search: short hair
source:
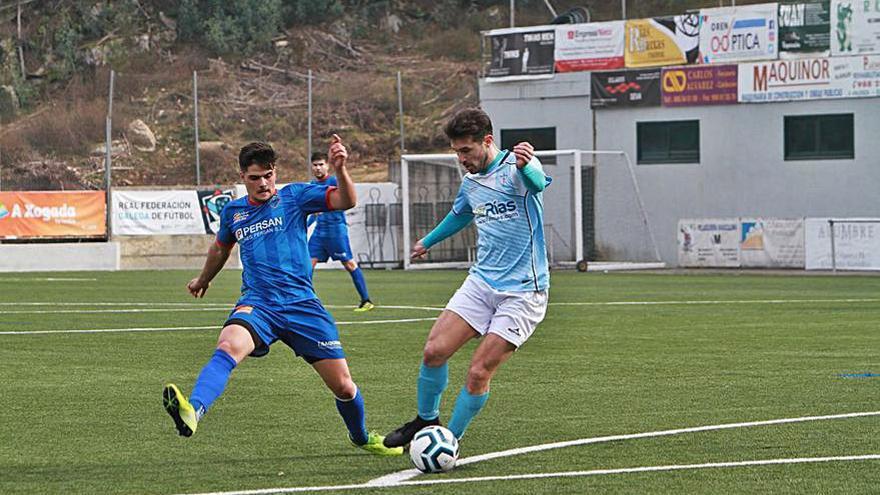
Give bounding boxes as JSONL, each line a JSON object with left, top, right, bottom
{"left": 443, "top": 107, "right": 493, "bottom": 141}
{"left": 239, "top": 142, "right": 277, "bottom": 171}
{"left": 310, "top": 151, "right": 328, "bottom": 162}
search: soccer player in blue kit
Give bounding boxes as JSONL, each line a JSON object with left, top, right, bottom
{"left": 384, "top": 108, "right": 550, "bottom": 448}
{"left": 307, "top": 152, "right": 374, "bottom": 312}
{"left": 162, "top": 137, "right": 402, "bottom": 456}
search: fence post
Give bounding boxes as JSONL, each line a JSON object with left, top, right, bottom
{"left": 307, "top": 69, "right": 313, "bottom": 172}
{"left": 397, "top": 71, "right": 405, "bottom": 155}
{"left": 829, "top": 219, "right": 837, "bottom": 272}
{"left": 193, "top": 70, "right": 201, "bottom": 185}
{"left": 105, "top": 69, "right": 115, "bottom": 239}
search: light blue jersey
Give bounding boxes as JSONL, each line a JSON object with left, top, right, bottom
{"left": 452, "top": 151, "right": 550, "bottom": 292}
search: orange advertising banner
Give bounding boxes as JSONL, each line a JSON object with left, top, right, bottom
{"left": 0, "top": 191, "right": 106, "bottom": 238}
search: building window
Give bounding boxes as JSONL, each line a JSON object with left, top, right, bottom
{"left": 500, "top": 127, "right": 556, "bottom": 164}
{"left": 784, "top": 114, "right": 854, "bottom": 160}
{"left": 637, "top": 120, "right": 700, "bottom": 164}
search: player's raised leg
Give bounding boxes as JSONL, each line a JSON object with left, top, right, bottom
{"left": 311, "top": 358, "right": 403, "bottom": 455}
{"left": 163, "top": 323, "right": 254, "bottom": 437}
{"left": 384, "top": 310, "right": 477, "bottom": 447}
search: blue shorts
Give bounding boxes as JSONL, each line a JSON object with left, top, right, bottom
{"left": 309, "top": 235, "right": 353, "bottom": 262}
{"left": 224, "top": 298, "right": 344, "bottom": 362}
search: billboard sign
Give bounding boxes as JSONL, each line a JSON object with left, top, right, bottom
{"left": 699, "top": 4, "right": 779, "bottom": 63}
{"left": 779, "top": 1, "right": 831, "bottom": 57}
{"left": 739, "top": 55, "right": 880, "bottom": 102}
{"left": 555, "top": 21, "right": 625, "bottom": 72}
{"left": 486, "top": 27, "right": 556, "bottom": 80}
{"left": 662, "top": 64, "right": 739, "bottom": 106}
{"left": 625, "top": 15, "right": 701, "bottom": 67}
{"left": 0, "top": 191, "right": 106, "bottom": 238}
{"left": 678, "top": 218, "right": 741, "bottom": 267}
{"left": 590, "top": 68, "right": 662, "bottom": 108}
{"left": 832, "top": 0, "right": 880, "bottom": 55}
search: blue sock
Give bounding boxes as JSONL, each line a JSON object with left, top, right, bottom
{"left": 349, "top": 267, "right": 370, "bottom": 302}
{"left": 336, "top": 388, "right": 369, "bottom": 445}
{"left": 189, "top": 349, "right": 237, "bottom": 419}
{"left": 417, "top": 362, "right": 448, "bottom": 420}
{"left": 448, "top": 387, "right": 489, "bottom": 439}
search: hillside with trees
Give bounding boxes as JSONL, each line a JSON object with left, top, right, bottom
{"left": 0, "top": 0, "right": 768, "bottom": 190}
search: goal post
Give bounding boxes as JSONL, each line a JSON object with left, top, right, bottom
{"left": 400, "top": 150, "right": 664, "bottom": 271}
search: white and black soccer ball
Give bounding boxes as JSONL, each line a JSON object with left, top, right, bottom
{"left": 409, "top": 425, "right": 460, "bottom": 473}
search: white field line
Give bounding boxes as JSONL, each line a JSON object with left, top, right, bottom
{"left": 171, "top": 453, "right": 880, "bottom": 495}
{"left": 396, "top": 454, "right": 880, "bottom": 488}
{"left": 367, "top": 410, "right": 880, "bottom": 486}
{"left": 0, "top": 317, "right": 438, "bottom": 336}
{"left": 0, "top": 277, "right": 98, "bottom": 282}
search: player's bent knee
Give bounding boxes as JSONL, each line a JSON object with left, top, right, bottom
{"left": 422, "top": 342, "right": 452, "bottom": 367}
{"left": 332, "top": 379, "right": 357, "bottom": 400}
{"left": 216, "top": 339, "right": 249, "bottom": 363}
{"left": 465, "top": 364, "right": 493, "bottom": 393}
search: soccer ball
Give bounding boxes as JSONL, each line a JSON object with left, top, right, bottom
{"left": 409, "top": 425, "right": 460, "bottom": 473}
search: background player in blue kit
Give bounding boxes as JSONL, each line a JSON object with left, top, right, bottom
{"left": 162, "top": 137, "right": 401, "bottom": 456}
{"left": 307, "top": 152, "right": 373, "bottom": 312}
{"left": 384, "top": 108, "right": 550, "bottom": 448}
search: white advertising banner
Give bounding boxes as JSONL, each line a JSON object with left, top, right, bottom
{"left": 699, "top": 4, "right": 779, "bottom": 64}
{"left": 738, "top": 55, "right": 880, "bottom": 102}
{"left": 678, "top": 218, "right": 741, "bottom": 267}
{"left": 112, "top": 190, "right": 205, "bottom": 235}
{"left": 740, "top": 218, "right": 805, "bottom": 268}
{"left": 555, "top": 21, "right": 625, "bottom": 72}
{"left": 832, "top": 0, "right": 880, "bottom": 56}
{"left": 805, "top": 218, "right": 880, "bottom": 270}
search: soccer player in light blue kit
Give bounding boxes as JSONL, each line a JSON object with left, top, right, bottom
{"left": 307, "top": 152, "right": 374, "bottom": 312}
{"left": 162, "top": 138, "right": 402, "bottom": 456}
{"left": 384, "top": 108, "right": 550, "bottom": 448}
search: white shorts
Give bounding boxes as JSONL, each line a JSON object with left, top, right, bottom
{"left": 445, "top": 275, "right": 548, "bottom": 348}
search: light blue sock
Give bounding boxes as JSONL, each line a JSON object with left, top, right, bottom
{"left": 417, "top": 362, "right": 448, "bottom": 420}
{"left": 189, "top": 349, "right": 237, "bottom": 419}
{"left": 448, "top": 387, "right": 489, "bottom": 439}
{"left": 349, "top": 267, "right": 370, "bottom": 302}
{"left": 335, "top": 388, "right": 369, "bottom": 445}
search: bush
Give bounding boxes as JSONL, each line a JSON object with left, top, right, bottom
{"left": 175, "top": 0, "right": 284, "bottom": 55}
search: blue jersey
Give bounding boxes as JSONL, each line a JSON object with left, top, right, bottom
{"left": 452, "top": 151, "right": 550, "bottom": 292}
{"left": 309, "top": 176, "right": 348, "bottom": 239}
{"left": 216, "top": 183, "right": 335, "bottom": 306}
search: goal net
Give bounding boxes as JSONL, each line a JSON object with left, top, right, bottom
{"left": 400, "top": 150, "right": 663, "bottom": 271}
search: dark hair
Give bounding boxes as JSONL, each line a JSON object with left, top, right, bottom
{"left": 239, "top": 142, "right": 277, "bottom": 171}
{"left": 443, "top": 107, "right": 493, "bottom": 141}
{"left": 310, "top": 151, "right": 328, "bottom": 162}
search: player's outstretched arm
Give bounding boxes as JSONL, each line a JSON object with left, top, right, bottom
{"left": 326, "top": 134, "right": 357, "bottom": 211}
{"left": 187, "top": 240, "right": 233, "bottom": 298}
